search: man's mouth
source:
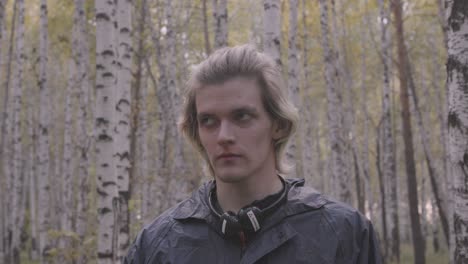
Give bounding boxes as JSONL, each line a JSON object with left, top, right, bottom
{"left": 217, "top": 153, "right": 241, "bottom": 160}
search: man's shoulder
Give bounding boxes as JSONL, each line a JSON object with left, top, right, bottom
{"left": 136, "top": 181, "right": 213, "bottom": 244}
{"left": 287, "top": 179, "right": 370, "bottom": 229}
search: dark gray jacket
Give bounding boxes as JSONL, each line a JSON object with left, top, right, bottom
{"left": 125, "top": 179, "right": 382, "bottom": 264}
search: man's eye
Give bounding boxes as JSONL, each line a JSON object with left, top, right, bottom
{"left": 199, "top": 116, "right": 216, "bottom": 127}
{"left": 235, "top": 112, "right": 252, "bottom": 122}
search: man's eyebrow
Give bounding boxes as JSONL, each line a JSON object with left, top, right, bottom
{"left": 196, "top": 112, "right": 213, "bottom": 119}
{"left": 231, "top": 106, "right": 258, "bottom": 114}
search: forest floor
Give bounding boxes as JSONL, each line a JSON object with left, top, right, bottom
{"left": 390, "top": 242, "right": 449, "bottom": 264}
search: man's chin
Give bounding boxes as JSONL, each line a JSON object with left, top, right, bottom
{"left": 215, "top": 172, "right": 247, "bottom": 184}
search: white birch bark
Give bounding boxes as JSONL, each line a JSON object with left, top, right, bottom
{"left": 60, "top": 38, "right": 76, "bottom": 259}
{"left": 0, "top": 0, "right": 6, "bottom": 167}
{"left": 28, "top": 93, "right": 38, "bottom": 260}
{"left": 287, "top": 0, "right": 299, "bottom": 175}
{"left": 95, "top": 0, "right": 119, "bottom": 262}
{"left": 378, "top": 0, "right": 399, "bottom": 260}
{"left": 263, "top": 0, "right": 281, "bottom": 66}
{"left": 137, "top": 69, "right": 149, "bottom": 225}
{"left": 359, "top": 12, "right": 373, "bottom": 220}
{"left": 0, "top": 1, "right": 6, "bottom": 259}
{"left": 446, "top": 0, "right": 468, "bottom": 262}
{"left": 213, "top": 0, "right": 228, "bottom": 49}
{"left": 300, "top": 0, "right": 316, "bottom": 186}
{"left": 318, "top": 0, "right": 350, "bottom": 204}
{"left": 0, "top": 0, "right": 12, "bottom": 260}
{"left": 249, "top": 1, "right": 262, "bottom": 47}
{"left": 37, "top": 0, "right": 51, "bottom": 262}
{"left": 75, "top": 0, "right": 90, "bottom": 258}
{"left": 10, "top": 0, "right": 25, "bottom": 261}
{"left": 115, "top": 0, "right": 132, "bottom": 259}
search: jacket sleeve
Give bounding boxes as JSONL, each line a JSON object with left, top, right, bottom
{"left": 123, "top": 230, "right": 146, "bottom": 264}
{"left": 356, "top": 218, "right": 383, "bottom": 264}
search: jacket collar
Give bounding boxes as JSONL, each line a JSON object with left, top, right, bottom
{"left": 172, "top": 178, "right": 327, "bottom": 221}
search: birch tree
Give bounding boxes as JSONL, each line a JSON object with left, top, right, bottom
{"left": 202, "top": 0, "right": 211, "bottom": 55}
{"left": 37, "top": 0, "right": 51, "bottom": 262}
{"left": 263, "top": 0, "right": 281, "bottom": 66}
{"left": 0, "top": 0, "right": 14, "bottom": 261}
{"left": 60, "top": 7, "right": 77, "bottom": 255}
{"left": 359, "top": 4, "right": 373, "bottom": 220}
{"left": 0, "top": 0, "right": 6, "bottom": 162}
{"left": 72, "top": 0, "right": 91, "bottom": 262}
{"left": 213, "top": 0, "right": 227, "bottom": 49}
{"left": 286, "top": 0, "right": 300, "bottom": 175}
{"left": 95, "top": 0, "right": 119, "bottom": 262}
{"left": 446, "top": 0, "right": 468, "bottom": 262}
{"left": 378, "top": 0, "right": 399, "bottom": 260}
{"left": 115, "top": 0, "right": 132, "bottom": 259}
{"left": 10, "top": 0, "right": 25, "bottom": 261}
{"left": 27, "top": 88, "right": 38, "bottom": 260}
{"left": 300, "top": 0, "right": 319, "bottom": 187}
{"left": 318, "top": 0, "right": 350, "bottom": 204}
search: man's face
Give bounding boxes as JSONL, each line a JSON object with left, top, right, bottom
{"left": 195, "top": 77, "right": 280, "bottom": 183}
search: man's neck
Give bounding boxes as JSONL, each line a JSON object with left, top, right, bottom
{"left": 215, "top": 173, "right": 283, "bottom": 213}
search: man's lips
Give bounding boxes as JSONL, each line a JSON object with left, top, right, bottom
{"left": 216, "top": 153, "right": 241, "bottom": 160}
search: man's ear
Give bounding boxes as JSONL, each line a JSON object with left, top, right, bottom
{"left": 272, "top": 120, "right": 289, "bottom": 140}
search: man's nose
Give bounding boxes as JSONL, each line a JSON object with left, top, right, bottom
{"left": 217, "top": 120, "right": 235, "bottom": 145}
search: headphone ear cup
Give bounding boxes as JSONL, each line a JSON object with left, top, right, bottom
{"left": 238, "top": 207, "right": 262, "bottom": 233}
{"left": 220, "top": 211, "right": 242, "bottom": 237}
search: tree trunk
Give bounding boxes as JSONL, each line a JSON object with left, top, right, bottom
{"left": 392, "top": 0, "right": 425, "bottom": 263}
{"left": 131, "top": 0, "right": 148, "bottom": 232}
{"left": 147, "top": 2, "right": 171, "bottom": 215}
{"left": 60, "top": 18, "right": 76, "bottom": 259}
{"left": 75, "top": 0, "right": 90, "bottom": 263}
{"left": 263, "top": 0, "right": 281, "bottom": 66}
{"left": 446, "top": 0, "right": 468, "bottom": 262}
{"left": 10, "top": 0, "right": 25, "bottom": 261}
{"left": 0, "top": 2, "right": 6, "bottom": 259}
{"left": 287, "top": 0, "right": 299, "bottom": 175}
{"left": 0, "top": 1, "right": 15, "bottom": 262}
{"left": 115, "top": 0, "right": 132, "bottom": 260}
{"left": 202, "top": 0, "right": 211, "bottom": 55}
{"left": 37, "top": 0, "right": 51, "bottom": 262}
{"left": 0, "top": 0, "right": 7, "bottom": 165}
{"left": 359, "top": 8, "right": 373, "bottom": 220}
{"left": 318, "top": 0, "right": 350, "bottom": 204}
{"left": 212, "top": 0, "right": 227, "bottom": 49}
{"left": 376, "top": 119, "right": 388, "bottom": 260}
{"left": 378, "top": 0, "right": 400, "bottom": 261}
{"left": 95, "top": 0, "right": 119, "bottom": 262}
{"left": 28, "top": 92, "right": 38, "bottom": 261}
{"left": 300, "top": 0, "right": 319, "bottom": 188}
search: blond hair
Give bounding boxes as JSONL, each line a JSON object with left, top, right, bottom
{"left": 179, "top": 44, "right": 298, "bottom": 175}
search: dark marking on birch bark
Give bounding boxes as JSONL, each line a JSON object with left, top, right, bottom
{"left": 447, "top": 55, "right": 468, "bottom": 87}
{"left": 448, "top": 110, "right": 461, "bottom": 130}
{"left": 448, "top": 0, "right": 468, "bottom": 32}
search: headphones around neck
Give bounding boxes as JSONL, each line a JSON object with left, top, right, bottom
{"left": 208, "top": 178, "right": 288, "bottom": 238}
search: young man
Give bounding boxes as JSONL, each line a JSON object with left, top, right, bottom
{"left": 125, "top": 45, "right": 382, "bottom": 263}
